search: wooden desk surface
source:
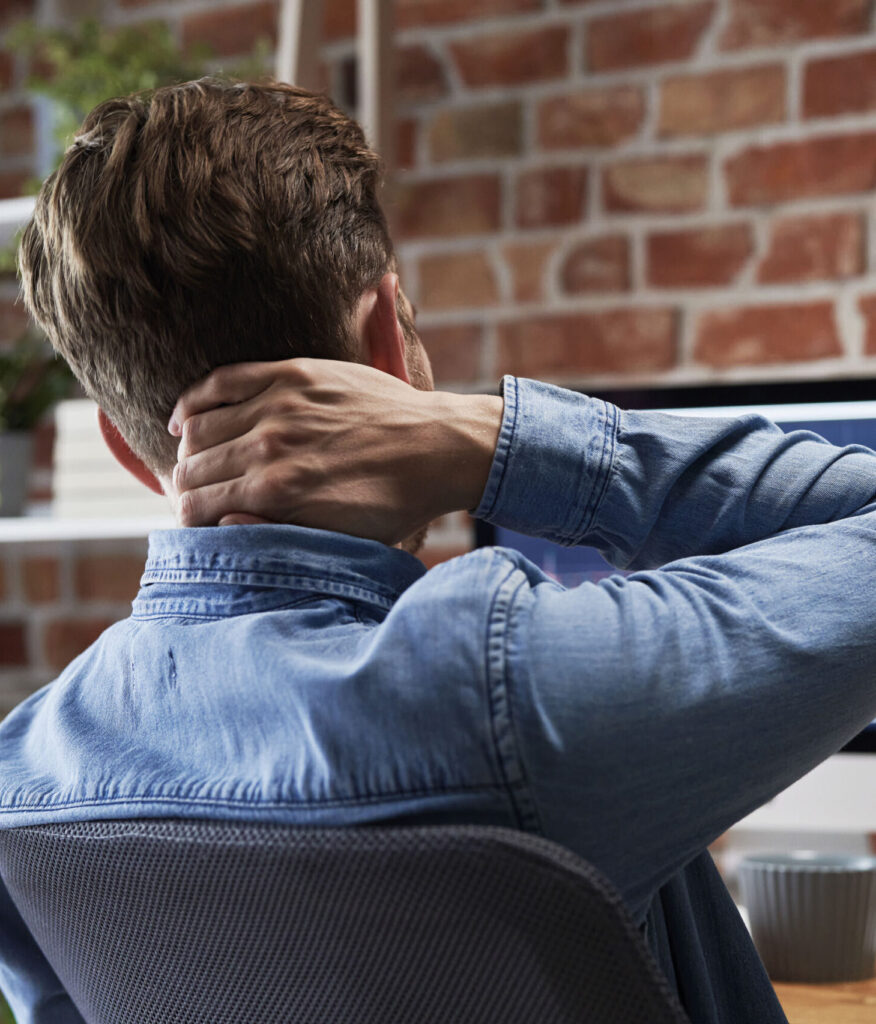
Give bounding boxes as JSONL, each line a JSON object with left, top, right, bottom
{"left": 773, "top": 977, "right": 876, "bottom": 1023}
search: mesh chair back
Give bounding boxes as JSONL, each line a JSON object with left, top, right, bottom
{"left": 0, "top": 819, "right": 691, "bottom": 1024}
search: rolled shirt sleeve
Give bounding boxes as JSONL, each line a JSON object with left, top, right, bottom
{"left": 476, "top": 376, "right": 876, "bottom": 568}
{"left": 475, "top": 378, "right": 876, "bottom": 919}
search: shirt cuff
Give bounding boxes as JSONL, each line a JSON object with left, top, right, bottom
{"left": 472, "top": 376, "right": 617, "bottom": 546}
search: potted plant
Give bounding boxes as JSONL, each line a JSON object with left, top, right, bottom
{"left": 8, "top": 18, "right": 266, "bottom": 157}
{"left": 0, "top": 329, "right": 72, "bottom": 515}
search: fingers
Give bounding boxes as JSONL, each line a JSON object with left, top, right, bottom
{"left": 176, "top": 401, "right": 264, "bottom": 460}
{"left": 176, "top": 476, "right": 255, "bottom": 528}
{"left": 173, "top": 436, "right": 251, "bottom": 493}
{"left": 169, "top": 362, "right": 279, "bottom": 436}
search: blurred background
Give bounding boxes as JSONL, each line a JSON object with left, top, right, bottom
{"left": 1, "top": 3, "right": 876, "bottom": 1015}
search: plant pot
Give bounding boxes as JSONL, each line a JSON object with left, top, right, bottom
{"left": 0, "top": 430, "right": 33, "bottom": 517}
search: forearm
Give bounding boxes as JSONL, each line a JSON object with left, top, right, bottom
{"left": 474, "top": 377, "right": 876, "bottom": 569}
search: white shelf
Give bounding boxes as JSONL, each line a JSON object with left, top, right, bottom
{"left": 737, "top": 754, "right": 876, "bottom": 833}
{"left": 0, "top": 516, "right": 175, "bottom": 543}
{"left": 0, "top": 195, "right": 35, "bottom": 247}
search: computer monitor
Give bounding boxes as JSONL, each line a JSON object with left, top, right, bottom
{"left": 475, "top": 377, "right": 876, "bottom": 754}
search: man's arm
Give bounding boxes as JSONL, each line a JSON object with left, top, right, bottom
{"left": 0, "top": 875, "right": 85, "bottom": 1023}
{"left": 170, "top": 363, "right": 876, "bottom": 562}
{"left": 475, "top": 377, "right": 876, "bottom": 918}
{"left": 478, "top": 376, "right": 876, "bottom": 567}
{"left": 172, "top": 364, "right": 876, "bottom": 915}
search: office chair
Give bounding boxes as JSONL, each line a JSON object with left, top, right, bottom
{"left": 0, "top": 819, "right": 691, "bottom": 1024}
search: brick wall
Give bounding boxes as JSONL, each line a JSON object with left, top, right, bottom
{"left": 4, "top": 0, "right": 874, "bottom": 391}
{"left": 4, "top": 0, "right": 876, "bottom": 694}
{"left": 0, "top": 538, "right": 147, "bottom": 714}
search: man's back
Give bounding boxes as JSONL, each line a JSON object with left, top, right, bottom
{"left": 5, "top": 378, "right": 876, "bottom": 1022}
{"left": 0, "top": 522, "right": 781, "bottom": 1024}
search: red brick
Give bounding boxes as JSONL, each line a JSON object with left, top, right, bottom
{"left": 0, "top": 297, "right": 29, "bottom": 343}
{"left": 694, "top": 303, "right": 841, "bottom": 368}
{"left": 648, "top": 224, "right": 753, "bottom": 288}
{"left": 538, "top": 86, "right": 644, "bottom": 150}
{"left": 32, "top": 419, "right": 55, "bottom": 470}
{"left": 43, "top": 618, "right": 115, "bottom": 672}
{"left": 0, "top": 171, "right": 30, "bottom": 198}
{"left": 26, "top": 483, "right": 52, "bottom": 504}
{"left": 587, "top": 2, "right": 715, "bottom": 73}
{"left": 859, "top": 296, "right": 876, "bottom": 356}
{"left": 182, "top": 1, "right": 278, "bottom": 57}
{"left": 0, "top": 622, "right": 27, "bottom": 666}
{"left": 429, "top": 101, "right": 522, "bottom": 163}
{"left": 503, "top": 240, "right": 555, "bottom": 303}
{"left": 804, "top": 51, "right": 876, "bottom": 119}
{"left": 391, "top": 175, "right": 501, "bottom": 240}
{"left": 397, "top": 119, "right": 416, "bottom": 171}
{"left": 397, "top": 44, "right": 447, "bottom": 104}
{"left": 721, "top": 0, "right": 869, "bottom": 50}
{"left": 659, "top": 65, "right": 786, "bottom": 138}
{"left": 418, "top": 323, "right": 483, "bottom": 383}
{"left": 0, "top": 106, "right": 33, "bottom": 158}
{"left": 397, "top": 0, "right": 540, "bottom": 30}
{"left": 0, "top": 52, "right": 13, "bottom": 90}
{"left": 0, "top": 1, "right": 32, "bottom": 30}
{"left": 324, "top": 0, "right": 356, "bottom": 40}
{"left": 516, "top": 166, "right": 588, "bottom": 229}
{"left": 497, "top": 309, "right": 677, "bottom": 378}
{"left": 419, "top": 251, "right": 499, "bottom": 311}
{"left": 74, "top": 555, "right": 144, "bottom": 603}
{"left": 603, "top": 155, "right": 708, "bottom": 214}
{"left": 758, "top": 213, "right": 864, "bottom": 283}
{"left": 22, "top": 557, "right": 59, "bottom": 604}
{"left": 561, "top": 236, "right": 630, "bottom": 294}
{"left": 449, "top": 25, "right": 568, "bottom": 88}
{"left": 726, "top": 134, "right": 876, "bottom": 206}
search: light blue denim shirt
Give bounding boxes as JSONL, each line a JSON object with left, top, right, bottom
{"left": 2, "top": 377, "right": 876, "bottom": 1024}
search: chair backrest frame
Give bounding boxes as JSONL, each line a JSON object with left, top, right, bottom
{"left": 0, "top": 819, "right": 691, "bottom": 1024}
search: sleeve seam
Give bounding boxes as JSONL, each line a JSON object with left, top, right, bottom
{"left": 576, "top": 399, "right": 619, "bottom": 542}
{"left": 484, "top": 555, "right": 544, "bottom": 835}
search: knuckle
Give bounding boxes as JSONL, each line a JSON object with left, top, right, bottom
{"left": 207, "top": 364, "right": 231, "bottom": 395}
{"left": 173, "top": 459, "right": 187, "bottom": 492}
{"left": 288, "top": 358, "right": 315, "bottom": 385}
{"left": 253, "top": 427, "right": 283, "bottom": 462}
{"left": 251, "top": 465, "right": 285, "bottom": 502}
{"left": 177, "top": 489, "right": 197, "bottom": 525}
{"left": 181, "top": 414, "right": 200, "bottom": 450}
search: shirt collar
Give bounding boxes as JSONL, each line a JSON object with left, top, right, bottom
{"left": 136, "top": 524, "right": 427, "bottom": 613}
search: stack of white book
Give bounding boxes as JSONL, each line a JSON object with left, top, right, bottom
{"left": 53, "top": 399, "right": 169, "bottom": 520}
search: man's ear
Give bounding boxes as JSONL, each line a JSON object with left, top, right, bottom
{"left": 359, "top": 272, "right": 412, "bottom": 384}
{"left": 97, "top": 409, "right": 165, "bottom": 496}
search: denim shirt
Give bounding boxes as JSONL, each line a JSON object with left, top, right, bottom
{"left": 2, "top": 376, "right": 876, "bottom": 1024}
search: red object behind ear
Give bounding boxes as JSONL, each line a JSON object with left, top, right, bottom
{"left": 97, "top": 409, "right": 165, "bottom": 496}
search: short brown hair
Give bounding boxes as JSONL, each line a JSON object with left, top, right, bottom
{"left": 20, "top": 78, "right": 394, "bottom": 473}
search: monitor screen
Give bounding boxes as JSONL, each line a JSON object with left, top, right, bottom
{"left": 475, "top": 378, "right": 876, "bottom": 754}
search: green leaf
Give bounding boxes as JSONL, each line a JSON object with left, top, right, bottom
{"left": 0, "top": 329, "right": 74, "bottom": 432}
